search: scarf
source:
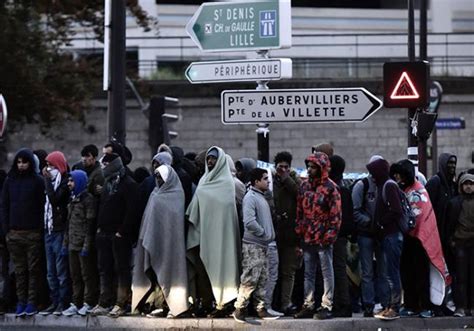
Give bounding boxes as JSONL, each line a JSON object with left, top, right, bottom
{"left": 44, "top": 169, "right": 61, "bottom": 234}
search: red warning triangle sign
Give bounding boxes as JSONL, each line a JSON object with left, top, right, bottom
{"left": 390, "top": 72, "right": 420, "bottom": 99}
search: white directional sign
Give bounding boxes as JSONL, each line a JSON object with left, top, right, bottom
{"left": 221, "top": 88, "right": 382, "bottom": 124}
{"left": 185, "top": 58, "right": 292, "bottom": 84}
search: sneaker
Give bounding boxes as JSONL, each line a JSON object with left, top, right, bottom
{"left": 374, "top": 308, "right": 389, "bottom": 319}
{"left": 53, "top": 303, "right": 65, "bottom": 316}
{"left": 363, "top": 306, "right": 374, "bottom": 317}
{"left": 400, "top": 307, "right": 418, "bottom": 317}
{"left": 15, "top": 303, "right": 26, "bottom": 317}
{"left": 62, "top": 303, "right": 78, "bottom": 317}
{"left": 314, "top": 307, "right": 333, "bottom": 320}
{"left": 419, "top": 310, "right": 434, "bottom": 318}
{"left": 146, "top": 308, "right": 168, "bottom": 318}
{"left": 294, "top": 306, "right": 314, "bottom": 319}
{"left": 207, "top": 308, "right": 227, "bottom": 318}
{"left": 375, "top": 308, "right": 400, "bottom": 321}
{"left": 90, "top": 304, "right": 111, "bottom": 316}
{"left": 24, "top": 304, "right": 38, "bottom": 316}
{"left": 108, "top": 305, "right": 126, "bottom": 318}
{"left": 78, "top": 303, "right": 92, "bottom": 316}
{"left": 282, "top": 304, "right": 298, "bottom": 316}
{"left": 257, "top": 309, "right": 280, "bottom": 320}
{"left": 39, "top": 303, "right": 57, "bottom": 316}
{"left": 232, "top": 308, "right": 246, "bottom": 323}
{"left": 374, "top": 303, "right": 384, "bottom": 314}
{"left": 454, "top": 308, "right": 466, "bottom": 317}
{"left": 267, "top": 308, "right": 284, "bottom": 317}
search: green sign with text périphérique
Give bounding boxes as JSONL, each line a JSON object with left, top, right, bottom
{"left": 186, "top": 0, "right": 292, "bottom": 52}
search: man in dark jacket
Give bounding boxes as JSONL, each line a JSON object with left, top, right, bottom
{"left": 90, "top": 153, "right": 139, "bottom": 318}
{"left": 1, "top": 148, "right": 45, "bottom": 316}
{"left": 170, "top": 146, "right": 193, "bottom": 209}
{"left": 78, "top": 144, "right": 105, "bottom": 200}
{"left": 367, "top": 158, "right": 403, "bottom": 321}
{"left": 40, "top": 151, "right": 71, "bottom": 316}
{"left": 329, "top": 155, "right": 355, "bottom": 317}
{"left": 426, "top": 153, "right": 457, "bottom": 272}
{"left": 352, "top": 155, "right": 389, "bottom": 317}
{"left": 272, "top": 151, "right": 300, "bottom": 315}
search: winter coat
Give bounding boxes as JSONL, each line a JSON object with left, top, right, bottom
{"left": 296, "top": 153, "right": 342, "bottom": 246}
{"left": 1, "top": 149, "right": 45, "bottom": 233}
{"left": 242, "top": 187, "right": 276, "bottom": 247}
{"left": 273, "top": 170, "right": 300, "bottom": 247}
{"left": 44, "top": 176, "right": 70, "bottom": 232}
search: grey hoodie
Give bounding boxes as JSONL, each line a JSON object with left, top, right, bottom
{"left": 242, "top": 187, "right": 275, "bottom": 247}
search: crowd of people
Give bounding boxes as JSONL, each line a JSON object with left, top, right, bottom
{"left": 0, "top": 140, "right": 472, "bottom": 323}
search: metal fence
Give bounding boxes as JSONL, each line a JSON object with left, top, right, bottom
{"left": 68, "top": 32, "right": 474, "bottom": 80}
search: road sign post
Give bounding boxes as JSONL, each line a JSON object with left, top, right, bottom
{"left": 185, "top": 58, "right": 292, "bottom": 84}
{"left": 186, "top": 0, "right": 291, "bottom": 52}
{"left": 221, "top": 88, "right": 382, "bottom": 124}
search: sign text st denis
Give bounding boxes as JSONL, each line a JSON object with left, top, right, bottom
{"left": 186, "top": 0, "right": 291, "bottom": 52}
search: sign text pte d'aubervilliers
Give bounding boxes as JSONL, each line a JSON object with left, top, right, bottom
{"left": 186, "top": 0, "right": 292, "bottom": 52}
{"left": 221, "top": 88, "right": 383, "bottom": 124}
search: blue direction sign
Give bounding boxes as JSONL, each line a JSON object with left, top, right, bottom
{"left": 435, "top": 118, "right": 465, "bottom": 130}
{"left": 186, "top": 0, "right": 292, "bottom": 52}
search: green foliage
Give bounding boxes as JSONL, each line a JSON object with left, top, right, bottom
{"left": 0, "top": 0, "right": 155, "bottom": 126}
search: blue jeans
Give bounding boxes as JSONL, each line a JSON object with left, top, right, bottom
{"left": 358, "top": 235, "right": 389, "bottom": 309}
{"left": 45, "top": 232, "right": 70, "bottom": 305}
{"left": 381, "top": 232, "right": 403, "bottom": 311}
{"left": 303, "top": 244, "right": 334, "bottom": 310}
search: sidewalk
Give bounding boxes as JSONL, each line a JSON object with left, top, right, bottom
{"left": 0, "top": 313, "right": 472, "bottom": 330}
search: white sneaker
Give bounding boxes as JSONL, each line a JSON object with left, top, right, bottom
{"left": 267, "top": 308, "right": 284, "bottom": 317}
{"left": 90, "top": 304, "right": 111, "bottom": 316}
{"left": 373, "top": 303, "right": 384, "bottom": 314}
{"left": 454, "top": 308, "right": 466, "bottom": 317}
{"left": 78, "top": 303, "right": 92, "bottom": 316}
{"left": 62, "top": 303, "right": 78, "bottom": 317}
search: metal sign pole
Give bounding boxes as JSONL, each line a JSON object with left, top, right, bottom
{"left": 256, "top": 50, "right": 270, "bottom": 162}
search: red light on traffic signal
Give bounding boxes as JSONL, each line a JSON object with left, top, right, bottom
{"left": 390, "top": 72, "right": 420, "bottom": 100}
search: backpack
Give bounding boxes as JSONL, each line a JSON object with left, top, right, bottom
{"left": 382, "top": 179, "right": 416, "bottom": 234}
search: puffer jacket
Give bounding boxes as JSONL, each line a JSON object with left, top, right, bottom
{"left": 296, "top": 153, "right": 342, "bottom": 246}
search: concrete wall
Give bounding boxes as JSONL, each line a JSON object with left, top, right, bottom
{"left": 2, "top": 93, "right": 473, "bottom": 178}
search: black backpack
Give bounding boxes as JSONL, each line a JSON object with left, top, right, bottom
{"left": 382, "top": 179, "right": 416, "bottom": 234}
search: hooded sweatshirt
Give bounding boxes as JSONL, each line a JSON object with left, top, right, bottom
{"left": 426, "top": 153, "right": 457, "bottom": 246}
{"left": 366, "top": 158, "right": 402, "bottom": 237}
{"left": 296, "top": 153, "right": 341, "bottom": 246}
{"left": 448, "top": 173, "right": 474, "bottom": 247}
{"left": 1, "top": 149, "right": 45, "bottom": 233}
{"left": 66, "top": 170, "right": 96, "bottom": 252}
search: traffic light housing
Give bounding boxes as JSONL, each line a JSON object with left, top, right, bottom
{"left": 148, "top": 96, "right": 180, "bottom": 153}
{"left": 383, "top": 61, "right": 429, "bottom": 108}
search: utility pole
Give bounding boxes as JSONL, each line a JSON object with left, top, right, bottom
{"left": 407, "top": 0, "right": 419, "bottom": 173}
{"left": 418, "top": 0, "right": 428, "bottom": 175}
{"left": 107, "top": 0, "right": 126, "bottom": 144}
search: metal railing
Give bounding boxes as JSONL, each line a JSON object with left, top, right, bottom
{"left": 66, "top": 32, "right": 474, "bottom": 80}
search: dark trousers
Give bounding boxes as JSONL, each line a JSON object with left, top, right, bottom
{"left": 400, "top": 235, "right": 431, "bottom": 312}
{"left": 187, "top": 246, "right": 214, "bottom": 309}
{"left": 278, "top": 244, "right": 299, "bottom": 310}
{"left": 6, "top": 230, "right": 42, "bottom": 305}
{"left": 454, "top": 245, "right": 474, "bottom": 309}
{"left": 333, "top": 237, "right": 351, "bottom": 311}
{"left": 0, "top": 239, "right": 12, "bottom": 309}
{"left": 69, "top": 249, "right": 99, "bottom": 307}
{"left": 96, "top": 232, "right": 132, "bottom": 308}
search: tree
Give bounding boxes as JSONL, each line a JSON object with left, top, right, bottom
{"left": 0, "top": 0, "right": 155, "bottom": 127}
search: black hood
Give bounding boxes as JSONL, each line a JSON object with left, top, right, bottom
{"left": 10, "top": 148, "right": 36, "bottom": 177}
{"left": 390, "top": 159, "right": 415, "bottom": 189}
{"left": 235, "top": 158, "right": 257, "bottom": 183}
{"left": 438, "top": 152, "right": 456, "bottom": 183}
{"left": 366, "top": 158, "right": 390, "bottom": 185}
{"left": 170, "top": 146, "right": 184, "bottom": 167}
{"left": 329, "top": 155, "right": 345, "bottom": 183}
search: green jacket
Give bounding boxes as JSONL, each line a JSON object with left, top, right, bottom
{"left": 65, "top": 191, "right": 96, "bottom": 252}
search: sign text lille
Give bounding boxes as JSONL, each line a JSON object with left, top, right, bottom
{"left": 186, "top": 0, "right": 291, "bottom": 52}
{"left": 221, "top": 88, "right": 382, "bottom": 124}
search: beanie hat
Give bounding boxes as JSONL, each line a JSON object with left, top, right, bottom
{"left": 460, "top": 173, "right": 474, "bottom": 185}
{"left": 368, "top": 155, "right": 384, "bottom": 164}
{"left": 46, "top": 151, "right": 68, "bottom": 175}
{"left": 207, "top": 148, "right": 219, "bottom": 159}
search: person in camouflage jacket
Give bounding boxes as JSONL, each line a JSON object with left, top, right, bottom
{"left": 294, "top": 152, "right": 342, "bottom": 320}
{"left": 62, "top": 170, "right": 98, "bottom": 316}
